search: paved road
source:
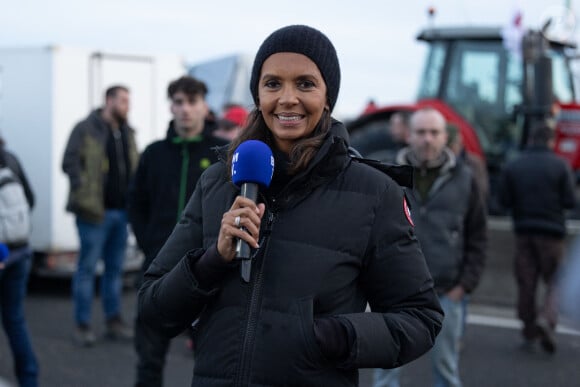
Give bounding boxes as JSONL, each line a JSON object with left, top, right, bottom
{"left": 1, "top": 279, "right": 579, "bottom": 387}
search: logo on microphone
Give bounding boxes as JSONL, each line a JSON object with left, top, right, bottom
{"left": 270, "top": 155, "right": 275, "bottom": 179}
{"left": 231, "top": 151, "right": 239, "bottom": 178}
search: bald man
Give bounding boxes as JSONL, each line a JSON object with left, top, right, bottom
{"left": 374, "top": 108, "right": 487, "bottom": 387}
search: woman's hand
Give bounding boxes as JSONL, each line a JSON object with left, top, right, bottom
{"left": 217, "top": 196, "right": 266, "bottom": 262}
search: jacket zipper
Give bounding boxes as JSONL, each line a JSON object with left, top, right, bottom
{"left": 235, "top": 208, "right": 276, "bottom": 387}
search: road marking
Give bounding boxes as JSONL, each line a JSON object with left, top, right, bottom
{"left": 468, "top": 314, "right": 580, "bottom": 337}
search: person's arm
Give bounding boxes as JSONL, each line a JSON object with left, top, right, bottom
{"left": 127, "top": 146, "right": 152, "bottom": 252}
{"left": 457, "top": 177, "right": 488, "bottom": 294}
{"left": 62, "top": 123, "right": 84, "bottom": 190}
{"left": 325, "top": 183, "right": 443, "bottom": 369}
{"left": 560, "top": 162, "right": 577, "bottom": 210}
{"left": 467, "top": 154, "right": 489, "bottom": 200}
{"left": 497, "top": 166, "right": 513, "bottom": 210}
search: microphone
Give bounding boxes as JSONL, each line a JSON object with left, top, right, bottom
{"left": 231, "top": 140, "right": 274, "bottom": 281}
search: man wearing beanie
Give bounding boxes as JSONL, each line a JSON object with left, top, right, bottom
{"left": 139, "top": 24, "right": 442, "bottom": 387}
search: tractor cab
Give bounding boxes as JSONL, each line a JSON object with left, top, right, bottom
{"left": 416, "top": 26, "right": 577, "bottom": 171}
{"left": 347, "top": 25, "right": 580, "bottom": 215}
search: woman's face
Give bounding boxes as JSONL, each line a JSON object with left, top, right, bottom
{"left": 257, "top": 52, "right": 328, "bottom": 154}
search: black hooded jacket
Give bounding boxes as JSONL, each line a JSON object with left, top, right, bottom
{"left": 139, "top": 122, "right": 443, "bottom": 386}
{"left": 128, "top": 121, "right": 227, "bottom": 262}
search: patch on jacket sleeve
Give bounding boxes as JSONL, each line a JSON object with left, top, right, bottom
{"left": 403, "top": 196, "right": 414, "bottom": 227}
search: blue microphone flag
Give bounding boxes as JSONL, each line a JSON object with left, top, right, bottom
{"left": 231, "top": 140, "right": 274, "bottom": 188}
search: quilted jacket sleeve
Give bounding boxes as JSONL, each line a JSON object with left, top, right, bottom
{"left": 340, "top": 181, "right": 443, "bottom": 369}
{"left": 138, "top": 176, "right": 217, "bottom": 338}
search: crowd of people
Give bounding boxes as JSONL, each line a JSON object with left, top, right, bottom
{"left": 0, "top": 23, "right": 578, "bottom": 387}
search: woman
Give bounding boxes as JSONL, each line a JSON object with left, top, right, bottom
{"left": 0, "top": 138, "right": 39, "bottom": 387}
{"left": 139, "top": 25, "right": 443, "bottom": 386}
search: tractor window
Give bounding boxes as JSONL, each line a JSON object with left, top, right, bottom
{"left": 442, "top": 41, "right": 514, "bottom": 160}
{"left": 444, "top": 41, "right": 503, "bottom": 115}
{"left": 417, "top": 42, "right": 446, "bottom": 98}
{"left": 551, "top": 50, "right": 575, "bottom": 103}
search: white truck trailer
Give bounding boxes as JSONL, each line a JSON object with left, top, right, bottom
{"left": 0, "top": 45, "right": 186, "bottom": 276}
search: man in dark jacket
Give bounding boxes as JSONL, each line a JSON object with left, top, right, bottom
{"left": 62, "top": 85, "right": 139, "bottom": 346}
{"left": 375, "top": 107, "right": 487, "bottom": 387}
{"left": 128, "top": 76, "right": 227, "bottom": 387}
{"left": 498, "top": 123, "right": 576, "bottom": 354}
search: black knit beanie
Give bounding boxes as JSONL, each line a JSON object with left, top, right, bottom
{"left": 250, "top": 25, "right": 341, "bottom": 112}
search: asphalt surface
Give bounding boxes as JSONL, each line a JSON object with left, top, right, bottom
{"left": 1, "top": 278, "right": 579, "bottom": 387}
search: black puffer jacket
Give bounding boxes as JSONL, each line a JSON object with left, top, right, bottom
{"left": 139, "top": 126, "right": 443, "bottom": 387}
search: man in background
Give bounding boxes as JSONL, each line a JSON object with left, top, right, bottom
{"left": 213, "top": 104, "right": 249, "bottom": 141}
{"left": 374, "top": 107, "right": 487, "bottom": 387}
{"left": 0, "top": 136, "right": 39, "bottom": 386}
{"left": 498, "top": 123, "right": 576, "bottom": 354}
{"left": 128, "top": 76, "right": 226, "bottom": 387}
{"left": 388, "top": 111, "right": 410, "bottom": 151}
{"left": 62, "top": 85, "right": 139, "bottom": 346}
{"left": 363, "top": 111, "right": 411, "bottom": 163}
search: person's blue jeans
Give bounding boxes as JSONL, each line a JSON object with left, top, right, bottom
{"left": 372, "top": 294, "right": 463, "bottom": 387}
{"left": 432, "top": 295, "right": 463, "bottom": 387}
{"left": 373, "top": 367, "right": 401, "bottom": 387}
{"left": 0, "top": 247, "right": 39, "bottom": 387}
{"left": 73, "top": 209, "right": 128, "bottom": 326}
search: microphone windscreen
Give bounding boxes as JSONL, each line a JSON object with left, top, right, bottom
{"left": 231, "top": 140, "right": 274, "bottom": 188}
{"left": 0, "top": 243, "right": 9, "bottom": 262}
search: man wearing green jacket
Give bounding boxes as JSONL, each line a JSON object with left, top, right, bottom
{"left": 62, "top": 85, "right": 139, "bottom": 346}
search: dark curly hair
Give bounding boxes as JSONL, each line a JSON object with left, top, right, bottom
{"left": 167, "top": 76, "right": 208, "bottom": 100}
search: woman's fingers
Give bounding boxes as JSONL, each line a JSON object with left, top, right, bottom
{"left": 217, "top": 198, "right": 266, "bottom": 261}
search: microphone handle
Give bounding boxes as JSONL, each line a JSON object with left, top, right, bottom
{"left": 235, "top": 183, "right": 259, "bottom": 260}
{"left": 235, "top": 183, "right": 259, "bottom": 282}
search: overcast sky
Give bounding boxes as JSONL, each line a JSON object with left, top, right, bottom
{"left": 0, "top": 0, "right": 577, "bottom": 118}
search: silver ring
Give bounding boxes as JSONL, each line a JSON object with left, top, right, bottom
{"left": 234, "top": 216, "right": 241, "bottom": 227}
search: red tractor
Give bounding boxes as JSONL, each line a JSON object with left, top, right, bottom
{"left": 347, "top": 25, "right": 580, "bottom": 215}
